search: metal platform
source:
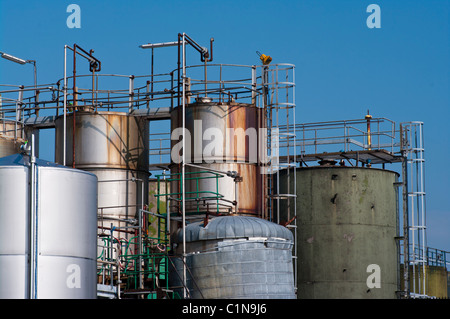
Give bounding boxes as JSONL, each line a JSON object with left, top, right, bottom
{"left": 293, "top": 149, "right": 403, "bottom": 165}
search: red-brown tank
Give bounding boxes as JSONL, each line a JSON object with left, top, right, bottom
{"left": 170, "top": 100, "right": 266, "bottom": 217}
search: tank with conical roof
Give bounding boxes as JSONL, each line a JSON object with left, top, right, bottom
{"left": 169, "top": 216, "right": 296, "bottom": 299}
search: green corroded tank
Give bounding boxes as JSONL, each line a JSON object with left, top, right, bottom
{"left": 278, "top": 164, "right": 400, "bottom": 299}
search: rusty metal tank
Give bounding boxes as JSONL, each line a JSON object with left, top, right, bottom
{"left": 54, "top": 111, "right": 149, "bottom": 235}
{"left": 0, "top": 119, "right": 25, "bottom": 158}
{"left": 170, "top": 100, "right": 265, "bottom": 217}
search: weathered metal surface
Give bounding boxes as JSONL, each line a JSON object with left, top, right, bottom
{"left": 95, "top": 168, "right": 149, "bottom": 233}
{"left": 0, "top": 120, "right": 25, "bottom": 158}
{"left": 23, "top": 107, "right": 171, "bottom": 129}
{"left": 400, "top": 265, "right": 448, "bottom": 298}
{"left": 171, "top": 102, "right": 265, "bottom": 163}
{"left": 170, "top": 216, "right": 295, "bottom": 299}
{"left": 55, "top": 111, "right": 149, "bottom": 171}
{"left": 170, "top": 102, "right": 265, "bottom": 217}
{"left": 54, "top": 111, "right": 150, "bottom": 240}
{"left": 278, "top": 166, "right": 400, "bottom": 299}
{"left": 448, "top": 271, "right": 450, "bottom": 298}
{"left": 0, "top": 154, "right": 97, "bottom": 299}
{"left": 0, "top": 119, "right": 23, "bottom": 139}
{"left": 0, "top": 137, "right": 23, "bottom": 158}
{"left": 177, "top": 215, "right": 293, "bottom": 242}
{"left": 170, "top": 163, "right": 262, "bottom": 216}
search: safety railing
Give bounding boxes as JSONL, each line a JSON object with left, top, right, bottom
{"left": 97, "top": 208, "right": 173, "bottom": 299}
{"left": 425, "top": 247, "right": 449, "bottom": 269}
{"left": 400, "top": 246, "right": 449, "bottom": 273}
{"left": 280, "top": 117, "right": 399, "bottom": 157}
{"left": 0, "top": 63, "right": 290, "bottom": 121}
{"left": 154, "top": 170, "right": 234, "bottom": 216}
{"left": 147, "top": 116, "right": 401, "bottom": 168}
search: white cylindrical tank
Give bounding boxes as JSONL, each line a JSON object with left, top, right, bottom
{"left": 54, "top": 111, "right": 149, "bottom": 239}
{"left": 0, "top": 153, "right": 98, "bottom": 299}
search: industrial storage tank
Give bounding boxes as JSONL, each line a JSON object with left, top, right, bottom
{"left": 0, "top": 153, "right": 98, "bottom": 299}
{"left": 54, "top": 111, "right": 149, "bottom": 236}
{"left": 400, "top": 265, "right": 449, "bottom": 298}
{"left": 170, "top": 99, "right": 265, "bottom": 217}
{"left": 169, "top": 216, "right": 296, "bottom": 299}
{"left": 277, "top": 164, "right": 400, "bottom": 299}
{"left": 0, "top": 119, "right": 25, "bottom": 158}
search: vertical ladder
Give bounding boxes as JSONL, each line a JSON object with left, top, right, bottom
{"left": 401, "top": 121, "right": 428, "bottom": 298}
{"left": 263, "top": 64, "right": 298, "bottom": 292}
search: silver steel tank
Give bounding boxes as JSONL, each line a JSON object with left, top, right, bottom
{"left": 0, "top": 153, "right": 98, "bottom": 299}
{"left": 170, "top": 101, "right": 265, "bottom": 217}
{"left": 54, "top": 111, "right": 149, "bottom": 236}
{"left": 278, "top": 165, "right": 400, "bottom": 299}
{"left": 169, "top": 216, "right": 296, "bottom": 299}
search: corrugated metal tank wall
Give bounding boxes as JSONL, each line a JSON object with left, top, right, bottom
{"left": 278, "top": 165, "right": 400, "bottom": 299}
{"left": 169, "top": 216, "right": 296, "bottom": 299}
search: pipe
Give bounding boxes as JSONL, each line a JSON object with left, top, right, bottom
{"left": 140, "top": 41, "right": 179, "bottom": 49}
{"left": 200, "top": 38, "right": 214, "bottom": 62}
{"left": 138, "top": 208, "right": 143, "bottom": 290}
{"left": 67, "top": 43, "right": 102, "bottom": 168}
{"left": 183, "top": 163, "right": 242, "bottom": 214}
{"left": 63, "top": 45, "right": 67, "bottom": 166}
{"left": 151, "top": 48, "right": 154, "bottom": 104}
{"left": 162, "top": 170, "right": 170, "bottom": 254}
{"left": 172, "top": 33, "right": 217, "bottom": 298}
{"left": 366, "top": 111, "right": 372, "bottom": 151}
{"left": 182, "top": 32, "right": 187, "bottom": 299}
{"left": 29, "top": 133, "right": 37, "bottom": 299}
{"left": 73, "top": 44, "right": 76, "bottom": 168}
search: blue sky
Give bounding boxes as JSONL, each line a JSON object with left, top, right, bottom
{"left": 1, "top": 1, "right": 449, "bottom": 252}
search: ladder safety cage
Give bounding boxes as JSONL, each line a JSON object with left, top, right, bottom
{"left": 400, "top": 121, "right": 428, "bottom": 298}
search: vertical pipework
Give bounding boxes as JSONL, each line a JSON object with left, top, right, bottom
{"left": 67, "top": 44, "right": 101, "bottom": 168}
{"left": 73, "top": 44, "right": 77, "bottom": 107}
{"left": 251, "top": 66, "right": 256, "bottom": 105}
{"left": 400, "top": 125, "right": 410, "bottom": 298}
{"left": 366, "top": 111, "right": 372, "bottom": 151}
{"left": 181, "top": 32, "right": 187, "bottom": 300}
{"left": 204, "top": 59, "right": 207, "bottom": 96}
{"left": 151, "top": 48, "right": 154, "bottom": 104}
{"left": 129, "top": 75, "right": 135, "bottom": 112}
{"left": 72, "top": 44, "right": 77, "bottom": 168}
{"left": 91, "top": 64, "right": 95, "bottom": 108}
{"left": 63, "top": 46, "right": 67, "bottom": 166}
{"left": 29, "top": 134, "right": 37, "bottom": 299}
{"left": 177, "top": 34, "right": 181, "bottom": 111}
